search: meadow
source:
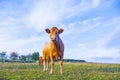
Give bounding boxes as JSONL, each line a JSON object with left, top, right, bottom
{"left": 0, "top": 62, "right": 120, "bottom": 80}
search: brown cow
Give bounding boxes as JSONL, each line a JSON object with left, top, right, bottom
{"left": 38, "top": 56, "right": 50, "bottom": 66}
{"left": 38, "top": 56, "right": 44, "bottom": 66}
{"left": 42, "top": 27, "right": 64, "bottom": 74}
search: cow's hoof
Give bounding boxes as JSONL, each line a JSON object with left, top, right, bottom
{"left": 49, "top": 72, "right": 53, "bottom": 74}
{"left": 60, "top": 72, "right": 63, "bottom": 74}
{"left": 44, "top": 69, "right": 46, "bottom": 72}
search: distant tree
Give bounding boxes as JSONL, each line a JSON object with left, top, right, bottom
{"left": 19, "top": 55, "right": 27, "bottom": 61}
{"left": 10, "top": 52, "right": 18, "bottom": 60}
{"left": 26, "top": 54, "right": 32, "bottom": 61}
{"left": 0, "top": 52, "right": 7, "bottom": 62}
{"left": 31, "top": 52, "right": 39, "bottom": 61}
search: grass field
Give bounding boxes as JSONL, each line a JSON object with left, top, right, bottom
{"left": 0, "top": 62, "right": 120, "bottom": 80}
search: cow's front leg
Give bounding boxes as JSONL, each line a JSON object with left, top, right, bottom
{"left": 50, "top": 56, "right": 54, "bottom": 74}
{"left": 43, "top": 59, "right": 46, "bottom": 71}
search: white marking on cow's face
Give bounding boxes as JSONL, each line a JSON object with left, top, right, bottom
{"left": 45, "top": 27, "right": 64, "bottom": 42}
{"left": 46, "top": 27, "right": 59, "bottom": 42}
{"left": 50, "top": 30, "right": 59, "bottom": 42}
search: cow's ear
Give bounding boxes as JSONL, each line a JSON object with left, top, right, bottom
{"left": 45, "top": 28, "right": 50, "bottom": 34}
{"left": 58, "top": 28, "right": 64, "bottom": 34}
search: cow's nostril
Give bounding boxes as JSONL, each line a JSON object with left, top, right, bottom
{"left": 51, "top": 38, "right": 55, "bottom": 41}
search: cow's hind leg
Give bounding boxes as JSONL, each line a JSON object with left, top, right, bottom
{"left": 59, "top": 60, "right": 63, "bottom": 74}
{"left": 60, "top": 56, "right": 63, "bottom": 74}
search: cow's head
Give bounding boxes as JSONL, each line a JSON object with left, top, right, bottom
{"left": 45, "top": 27, "right": 64, "bottom": 42}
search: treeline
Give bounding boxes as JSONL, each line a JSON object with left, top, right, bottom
{"left": 0, "top": 52, "right": 86, "bottom": 63}
{"left": 63, "top": 59, "right": 86, "bottom": 62}
{"left": 0, "top": 51, "right": 39, "bottom": 63}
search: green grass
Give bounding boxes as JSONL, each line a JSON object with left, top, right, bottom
{"left": 0, "top": 62, "right": 120, "bottom": 80}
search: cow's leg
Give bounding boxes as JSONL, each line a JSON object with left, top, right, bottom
{"left": 50, "top": 56, "right": 54, "bottom": 74}
{"left": 43, "top": 57, "right": 47, "bottom": 71}
{"left": 43, "top": 59, "right": 46, "bottom": 71}
{"left": 46, "top": 57, "right": 49, "bottom": 71}
{"left": 60, "top": 57, "right": 63, "bottom": 74}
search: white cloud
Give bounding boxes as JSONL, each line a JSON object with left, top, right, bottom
{"left": 65, "top": 42, "right": 120, "bottom": 63}
{"left": 26, "top": 0, "right": 70, "bottom": 31}
{"left": 97, "top": 17, "right": 120, "bottom": 47}
{"left": 92, "top": 0, "right": 100, "bottom": 7}
{"left": 26, "top": 0, "right": 105, "bottom": 31}
{"left": 85, "top": 48, "right": 120, "bottom": 58}
{"left": 62, "top": 16, "right": 120, "bottom": 63}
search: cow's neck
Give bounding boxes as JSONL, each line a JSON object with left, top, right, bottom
{"left": 52, "top": 36, "right": 61, "bottom": 55}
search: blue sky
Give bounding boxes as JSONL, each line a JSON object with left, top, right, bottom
{"left": 0, "top": 0, "right": 120, "bottom": 63}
